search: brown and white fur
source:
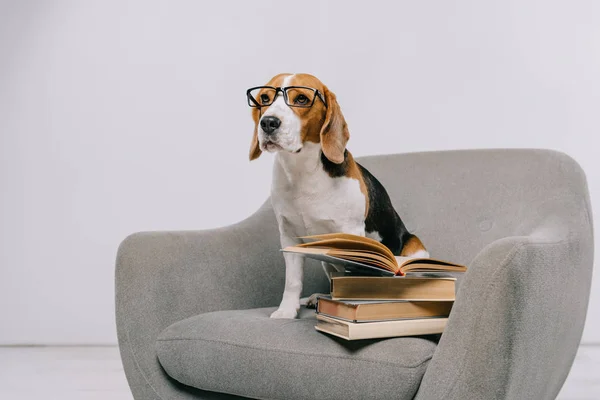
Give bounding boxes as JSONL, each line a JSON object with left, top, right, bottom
{"left": 249, "top": 73, "right": 428, "bottom": 319}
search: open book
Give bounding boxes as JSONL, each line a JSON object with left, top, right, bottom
{"left": 282, "top": 233, "right": 467, "bottom": 276}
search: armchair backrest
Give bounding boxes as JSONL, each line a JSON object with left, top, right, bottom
{"left": 357, "top": 149, "right": 591, "bottom": 265}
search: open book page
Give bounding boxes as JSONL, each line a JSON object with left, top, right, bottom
{"left": 281, "top": 247, "right": 397, "bottom": 276}
{"left": 393, "top": 256, "right": 468, "bottom": 274}
{"left": 300, "top": 234, "right": 396, "bottom": 262}
{"left": 327, "top": 249, "right": 396, "bottom": 271}
{"left": 394, "top": 256, "right": 419, "bottom": 265}
{"left": 301, "top": 232, "right": 385, "bottom": 247}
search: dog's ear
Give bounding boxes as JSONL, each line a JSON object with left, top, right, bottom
{"left": 319, "top": 86, "right": 349, "bottom": 164}
{"left": 249, "top": 108, "right": 262, "bottom": 161}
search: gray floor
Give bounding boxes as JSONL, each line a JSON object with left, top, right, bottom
{"left": 0, "top": 345, "right": 598, "bottom": 399}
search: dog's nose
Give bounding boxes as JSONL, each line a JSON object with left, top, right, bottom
{"left": 260, "top": 116, "right": 281, "bottom": 135}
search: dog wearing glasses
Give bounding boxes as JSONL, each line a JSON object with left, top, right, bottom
{"left": 248, "top": 73, "right": 428, "bottom": 319}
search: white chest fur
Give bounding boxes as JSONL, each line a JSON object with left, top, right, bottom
{"left": 270, "top": 142, "right": 366, "bottom": 241}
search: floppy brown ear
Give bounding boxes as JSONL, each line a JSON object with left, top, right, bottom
{"left": 319, "top": 86, "right": 349, "bottom": 164}
{"left": 249, "top": 108, "right": 262, "bottom": 161}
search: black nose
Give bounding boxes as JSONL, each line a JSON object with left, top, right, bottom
{"left": 260, "top": 116, "right": 281, "bottom": 134}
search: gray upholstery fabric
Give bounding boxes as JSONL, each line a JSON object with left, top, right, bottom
{"left": 116, "top": 149, "right": 594, "bottom": 400}
{"left": 116, "top": 201, "right": 329, "bottom": 400}
{"left": 156, "top": 307, "right": 438, "bottom": 400}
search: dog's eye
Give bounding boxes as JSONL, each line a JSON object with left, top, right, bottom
{"left": 260, "top": 94, "right": 271, "bottom": 104}
{"left": 294, "top": 94, "right": 308, "bottom": 105}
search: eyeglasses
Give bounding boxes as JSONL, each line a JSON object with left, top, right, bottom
{"left": 246, "top": 86, "right": 327, "bottom": 108}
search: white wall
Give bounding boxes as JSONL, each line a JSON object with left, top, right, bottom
{"left": 0, "top": 0, "right": 598, "bottom": 345}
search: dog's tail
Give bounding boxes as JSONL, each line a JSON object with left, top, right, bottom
{"left": 400, "top": 234, "right": 429, "bottom": 258}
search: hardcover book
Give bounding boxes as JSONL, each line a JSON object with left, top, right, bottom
{"left": 316, "top": 296, "right": 453, "bottom": 322}
{"left": 315, "top": 314, "right": 448, "bottom": 340}
{"left": 329, "top": 275, "right": 457, "bottom": 301}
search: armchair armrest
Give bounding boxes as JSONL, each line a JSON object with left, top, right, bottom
{"left": 115, "top": 200, "right": 328, "bottom": 400}
{"left": 416, "top": 195, "right": 594, "bottom": 400}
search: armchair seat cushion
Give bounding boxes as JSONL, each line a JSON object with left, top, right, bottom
{"left": 156, "top": 306, "right": 439, "bottom": 400}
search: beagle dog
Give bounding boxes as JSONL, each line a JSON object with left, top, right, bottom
{"left": 248, "top": 73, "right": 428, "bottom": 319}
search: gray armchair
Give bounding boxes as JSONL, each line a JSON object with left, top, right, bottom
{"left": 116, "top": 149, "right": 593, "bottom": 400}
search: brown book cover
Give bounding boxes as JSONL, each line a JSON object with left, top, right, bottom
{"left": 282, "top": 233, "right": 467, "bottom": 276}
{"left": 316, "top": 296, "right": 453, "bottom": 322}
{"left": 330, "top": 275, "right": 456, "bottom": 301}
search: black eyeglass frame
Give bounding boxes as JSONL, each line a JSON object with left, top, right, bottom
{"left": 246, "top": 86, "right": 327, "bottom": 109}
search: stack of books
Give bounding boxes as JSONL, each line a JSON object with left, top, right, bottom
{"left": 283, "top": 233, "right": 467, "bottom": 340}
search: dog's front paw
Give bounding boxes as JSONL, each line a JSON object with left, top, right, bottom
{"left": 270, "top": 307, "right": 298, "bottom": 319}
{"left": 303, "top": 293, "right": 327, "bottom": 309}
